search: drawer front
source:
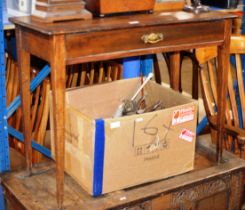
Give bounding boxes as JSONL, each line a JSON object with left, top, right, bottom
{"left": 66, "top": 21, "right": 224, "bottom": 64}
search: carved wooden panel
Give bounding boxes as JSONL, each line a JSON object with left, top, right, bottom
{"left": 171, "top": 176, "right": 230, "bottom": 208}
{"left": 229, "top": 171, "right": 244, "bottom": 210}
{"left": 196, "top": 191, "right": 228, "bottom": 210}
{"left": 121, "top": 172, "right": 244, "bottom": 210}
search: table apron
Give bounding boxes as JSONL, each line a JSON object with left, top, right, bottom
{"left": 20, "top": 29, "right": 52, "bottom": 63}
{"left": 65, "top": 21, "right": 225, "bottom": 64}
{"left": 19, "top": 21, "right": 225, "bottom": 66}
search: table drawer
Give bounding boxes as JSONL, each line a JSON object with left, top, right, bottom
{"left": 65, "top": 21, "right": 224, "bottom": 64}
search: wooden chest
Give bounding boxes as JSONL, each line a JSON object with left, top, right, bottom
{"left": 85, "top": 0, "right": 155, "bottom": 15}
{"left": 2, "top": 138, "right": 245, "bottom": 210}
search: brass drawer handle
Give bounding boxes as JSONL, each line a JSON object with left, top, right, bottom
{"left": 141, "top": 33, "right": 164, "bottom": 44}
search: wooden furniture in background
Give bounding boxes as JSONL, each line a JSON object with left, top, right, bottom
{"left": 3, "top": 139, "right": 245, "bottom": 210}
{"left": 154, "top": 0, "right": 185, "bottom": 11}
{"left": 179, "top": 50, "right": 199, "bottom": 99}
{"left": 10, "top": 11, "right": 234, "bottom": 208}
{"left": 155, "top": 50, "right": 199, "bottom": 99}
{"left": 5, "top": 55, "right": 122, "bottom": 163}
{"left": 32, "top": 0, "right": 92, "bottom": 22}
{"left": 66, "top": 61, "right": 123, "bottom": 87}
{"left": 85, "top": 0, "right": 155, "bottom": 16}
{"left": 196, "top": 35, "right": 245, "bottom": 158}
{"left": 5, "top": 55, "right": 51, "bottom": 161}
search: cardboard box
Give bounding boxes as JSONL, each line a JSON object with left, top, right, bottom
{"left": 51, "top": 78, "right": 198, "bottom": 196}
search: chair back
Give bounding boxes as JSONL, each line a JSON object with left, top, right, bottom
{"left": 196, "top": 35, "right": 245, "bottom": 156}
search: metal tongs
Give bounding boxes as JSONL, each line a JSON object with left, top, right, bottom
{"left": 136, "top": 100, "right": 163, "bottom": 114}
{"left": 113, "top": 73, "right": 153, "bottom": 118}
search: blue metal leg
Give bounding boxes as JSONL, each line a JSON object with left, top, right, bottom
{"left": 242, "top": 1, "right": 245, "bottom": 87}
{"left": 8, "top": 126, "right": 51, "bottom": 158}
{"left": 0, "top": 0, "right": 10, "bottom": 173}
{"left": 0, "top": 184, "right": 5, "bottom": 210}
{"left": 141, "top": 55, "right": 153, "bottom": 76}
{"left": 7, "top": 64, "right": 50, "bottom": 118}
{"left": 5, "top": 64, "right": 52, "bottom": 158}
{"left": 122, "top": 57, "right": 141, "bottom": 79}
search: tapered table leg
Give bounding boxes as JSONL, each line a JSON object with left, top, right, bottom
{"left": 15, "top": 26, "right": 32, "bottom": 175}
{"left": 217, "top": 19, "right": 232, "bottom": 163}
{"left": 153, "top": 54, "right": 162, "bottom": 84}
{"left": 169, "top": 52, "right": 181, "bottom": 91}
{"left": 50, "top": 35, "right": 66, "bottom": 209}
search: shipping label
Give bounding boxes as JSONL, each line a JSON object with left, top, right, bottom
{"left": 179, "top": 129, "right": 195, "bottom": 142}
{"left": 172, "top": 106, "right": 195, "bottom": 126}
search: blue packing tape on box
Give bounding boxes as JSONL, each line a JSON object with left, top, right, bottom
{"left": 93, "top": 119, "right": 105, "bottom": 196}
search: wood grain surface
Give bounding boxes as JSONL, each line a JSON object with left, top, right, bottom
{"left": 2, "top": 139, "right": 245, "bottom": 210}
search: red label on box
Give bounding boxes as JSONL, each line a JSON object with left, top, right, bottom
{"left": 179, "top": 129, "right": 195, "bottom": 142}
{"left": 172, "top": 106, "right": 195, "bottom": 126}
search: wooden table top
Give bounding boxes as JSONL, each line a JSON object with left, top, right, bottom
{"left": 9, "top": 11, "right": 236, "bottom": 35}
